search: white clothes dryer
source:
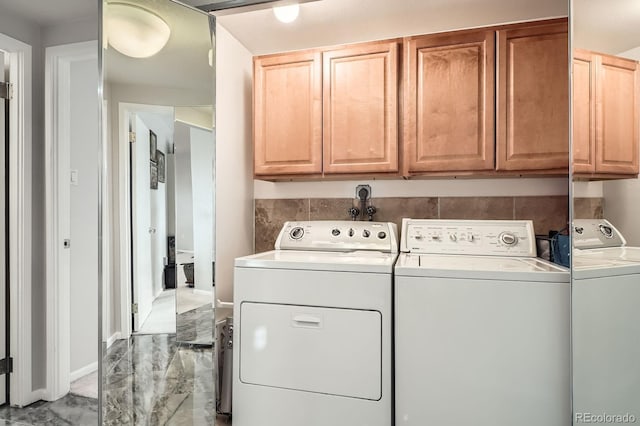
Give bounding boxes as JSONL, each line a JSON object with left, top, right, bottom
{"left": 233, "top": 221, "right": 398, "bottom": 426}
{"left": 572, "top": 219, "right": 640, "bottom": 422}
{"left": 394, "top": 219, "right": 570, "bottom": 426}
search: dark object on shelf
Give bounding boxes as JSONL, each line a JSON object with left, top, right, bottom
{"left": 183, "top": 262, "right": 194, "bottom": 287}
{"left": 551, "top": 233, "right": 570, "bottom": 267}
{"left": 164, "top": 264, "right": 176, "bottom": 289}
{"left": 167, "top": 236, "right": 176, "bottom": 265}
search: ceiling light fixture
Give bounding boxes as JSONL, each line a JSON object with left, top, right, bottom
{"left": 106, "top": 2, "right": 171, "bottom": 58}
{"left": 273, "top": 3, "right": 300, "bottom": 23}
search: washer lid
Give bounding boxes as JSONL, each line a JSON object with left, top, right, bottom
{"left": 395, "top": 253, "right": 568, "bottom": 282}
{"left": 573, "top": 247, "right": 640, "bottom": 279}
{"left": 235, "top": 250, "right": 398, "bottom": 274}
{"left": 575, "top": 246, "right": 640, "bottom": 262}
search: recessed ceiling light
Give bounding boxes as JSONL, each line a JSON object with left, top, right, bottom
{"left": 273, "top": 3, "right": 299, "bottom": 23}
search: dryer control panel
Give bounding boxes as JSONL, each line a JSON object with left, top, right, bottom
{"left": 275, "top": 221, "right": 399, "bottom": 253}
{"left": 400, "top": 219, "right": 536, "bottom": 257}
{"left": 573, "top": 219, "right": 626, "bottom": 249}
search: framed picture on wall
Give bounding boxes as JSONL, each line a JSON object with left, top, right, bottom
{"left": 156, "top": 150, "right": 165, "bottom": 183}
{"left": 150, "top": 162, "right": 158, "bottom": 190}
{"left": 150, "top": 130, "right": 157, "bottom": 162}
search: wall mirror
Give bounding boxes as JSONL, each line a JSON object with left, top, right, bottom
{"left": 101, "top": 0, "right": 216, "bottom": 423}
{"left": 572, "top": 0, "right": 640, "bottom": 423}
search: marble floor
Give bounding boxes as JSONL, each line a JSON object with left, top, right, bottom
{"left": 176, "top": 304, "right": 214, "bottom": 345}
{"left": 0, "top": 393, "right": 98, "bottom": 425}
{"left": 0, "top": 334, "right": 215, "bottom": 425}
{"left": 103, "top": 334, "right": 215, "bottom": 425}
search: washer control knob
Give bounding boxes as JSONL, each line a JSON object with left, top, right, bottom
{"left": 290, "top": 227, "right": 304, "bottom": 240}
{"left": 363, "top": 229, "right": 371, "bottom": 238}
{"left": 499, "top": 232, "right": 518, "bottom": 246}
{"left": 449, "top": 234, "right": 457, "bottom": 242}
{"left": 377, "top": 231, "right": 387, "bottom": 239}
{"left": 348, "top": 228, "right": 355, "bottom": 237}
{"left": 331, "top": 228, "right": 341, "bottom": 237}
{"left": 599, "top": 224, "right": 614, "bottom": 238}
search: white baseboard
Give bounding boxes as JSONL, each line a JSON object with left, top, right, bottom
{"left": 23, "top": 388, "right": 47, "bottom": 406}
{"left": 106, "top": 332, "right": 122, "bottom": 348}
{"left": 70, "top": 361, "right": 98, "bottom": 382}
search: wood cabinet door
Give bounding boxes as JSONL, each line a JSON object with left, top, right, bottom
{"left": 254, "top": 51, "right": 322, "bottom": 176}
{"left": 596, "top": 54, "right": 639, "bottom": 174}
{"left": 572, "top": 49, "right": 597, "bottom": 173}
{"left": 323, "top": 41, "right": 399, "bottom": 174}
{"left": 404, "top": 30, "right": 495, "bottom": 173}
{"left": 496, "top": 22, "right": 569, "bottom": 171}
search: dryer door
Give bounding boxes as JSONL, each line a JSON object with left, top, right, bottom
{"left": 239, "top": 302, "right": 382, "bottom": 400}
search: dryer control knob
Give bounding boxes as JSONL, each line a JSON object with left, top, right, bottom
{"left": 290, "top": 227, "right": 304, "bottom": 240}
{"left": 331, "top": 228, "right": 341, "bottom": 237}
{"left": 377, "top": 231, "right": 387, "bottom": 239}
{"left": 363, "top": 229, "right": 370, "bottom": 238}
{"left": 499, "top": 232, "right": 518, "bottom": 246}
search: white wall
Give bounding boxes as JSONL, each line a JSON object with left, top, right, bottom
{"left": 174, "top": 123, "right": 194, "bottom": 252}
{"left": 254, "top": 178, "right": 569, "bottom": 199}
{"left": 215, "top": 24, "right": 255, "bottom": 303}
{"left": 190, "top": 126, "right": 215, "bottom": 291}
{"left": 69, "top": 58, "right": 99, "bottom": 375}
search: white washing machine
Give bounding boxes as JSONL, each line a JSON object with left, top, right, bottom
{"left": 572, "top": 219, "right": 640, "bottom": 422}
{"left": 233, "top": 220, "right": 398, "bottom": 426}
{"left": 394, "top": 219, "right": 570, "bottom": 426}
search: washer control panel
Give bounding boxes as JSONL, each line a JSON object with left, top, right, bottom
{"left": 400, "top": 219, "right": 536, "bottom": 256}
{"left": 573, "top": 219, "right": 626, "bottom": 249}
{"left": 275, "top": 221, "right": 399, "bottom": 253}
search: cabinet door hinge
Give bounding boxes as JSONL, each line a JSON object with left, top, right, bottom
{"left": 0, "top": 357, "right": 13, "bottom": 375}
{"left": 0, "top": 82, "right": 12, "bottom": 100}
{"left": 132, "top": 303, "right": 139, "bottom": 314}
{"left": 129, "top": 132, "right": 136, "bottom": 144}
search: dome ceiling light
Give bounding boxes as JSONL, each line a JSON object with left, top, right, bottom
{"left": 273, "top": 3, "right": 300, "bottom": 23}
{"left": 106, "top": 2, "right": 171, "bottom": 58}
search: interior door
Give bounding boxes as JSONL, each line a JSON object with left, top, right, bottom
{"left": 0, "top": 49, "right": 8, "bottom": 405}
{"left": 131, "top": 114, "right": 153, "bottom": 331}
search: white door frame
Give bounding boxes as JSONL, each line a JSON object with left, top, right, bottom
{"left": 117, "top": 102, "right": 173, "bottom": 340}
{"left": 44, "top": 41, "right": 98, "bottom": 401}
{"left": 0, "top": 33, "right": 33, "bottom": 407}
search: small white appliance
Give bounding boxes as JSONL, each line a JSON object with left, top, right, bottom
{"left": 572, "top": 219, "right": 640, "bottom": 421}
{"left": 233, "top": 221, "right": 398, "bottom": 426}
{"left": 394, "top": 219, "right": 570, "bottom": 426}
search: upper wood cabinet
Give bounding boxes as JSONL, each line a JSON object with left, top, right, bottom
{"left": 572, "top": 49, "right": 596, "bottom": 173}
{"left": 496, "top": 22, "right": 569, "bottom": 172}
{"left": 253, "top": 18, "right": 570, "bottom": 180}
{"left": 323, "top": 41, "right": 399, "bottom": 174}
{"left": 573, "top": 49, "right": 639, "bottom": 176}
{"left": 403, "top": 30, "right": 495, "bottom": 174}
{"left": 253, "top": 51, "right": 322, "bottom": 176}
